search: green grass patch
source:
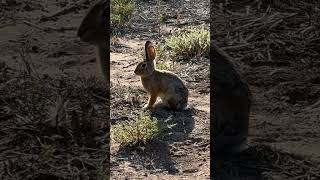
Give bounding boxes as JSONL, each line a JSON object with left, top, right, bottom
{"left": 111, "top": 0, "right": 135, "bottom": 29}
{"left": 155, "top": 43, "right": 173, "bottom": 71}
{"left": 156, "top": 61, "right": 172, "bottom": 71}
{"left": 112, "top": 113, "right": 162, "bottom": 147}
{"left": 166, "top": 27, "right": 210, "bottom": 60}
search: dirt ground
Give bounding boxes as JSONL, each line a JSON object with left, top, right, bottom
{"left": 212, "top": 0, "right": 320, "bottom": 179}
{"left": 1, "top": 0, "right": 108, "bottom": 179}
{"left": 110, "top": 0, "right": 210, "bottom": 179}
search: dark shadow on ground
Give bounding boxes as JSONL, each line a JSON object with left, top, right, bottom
{"left": 151, "top": 104, "right": 195, "bottom": 141}
{"left": 214, "top": 144, "right": 320, "bottom": 180}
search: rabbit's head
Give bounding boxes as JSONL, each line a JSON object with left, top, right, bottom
{"left": 134, "top": 41, "right": 156, "bottom": 77}
{"left": 77, "top": 0, "right": 108, "bottom": 46}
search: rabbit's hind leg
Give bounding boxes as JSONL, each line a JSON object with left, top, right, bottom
{"left": 167, "top": 98, "right": 187, "bottom": 111}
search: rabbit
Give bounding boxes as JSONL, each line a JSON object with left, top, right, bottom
{"left": 77, "top": 0, "right": 107, "bottom": 46}
{"left": 211, "top": 43, "right": 252, "bottom": 157}
{"left": 77, "top": 0, "right": 109, "bottom": 84}
{"left": 134, "top": 41, "right": 189, "bottom": 111}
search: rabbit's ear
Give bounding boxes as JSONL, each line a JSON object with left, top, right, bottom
{"left": 145, "top": 41, "right": 156, "bottom": 61}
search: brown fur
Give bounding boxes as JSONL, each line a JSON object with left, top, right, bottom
{"left": 134, "top": 41, "right": 188, "bottom": 110}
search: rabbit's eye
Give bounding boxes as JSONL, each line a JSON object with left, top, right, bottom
{"left": 142, "top": 64, "right": 146, "bottom": 68}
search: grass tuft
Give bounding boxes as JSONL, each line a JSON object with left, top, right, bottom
{"left": 166, "top": 27, "right": 210, "bottom": 60}
{"left": 112, "top": 113, "right": 162, "bottom": 147}
{"left": 155, "top": 43, "right": 173, "bottom": 71}
{"left": 111, "top": 0, "right": 135, "bottom": 29}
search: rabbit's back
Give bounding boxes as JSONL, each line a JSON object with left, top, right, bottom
{"left": 156, "top": 70, "right": 188, "bottom": 95}
{"left": 154, "top": 70, "right": 188, "bottom": 110}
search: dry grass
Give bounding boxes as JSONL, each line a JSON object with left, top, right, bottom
{"left": 111, "top": 0, "right": 135, "bottom": 31}
{"left": 166, "top": 27, "right": 210, "bottom": 60}
{"left": 112, "top": 112, "right": 162, "bottom": 148}
{"left": 216, "top": 144, "right": 320, "bottom": 179}
{"left": 0, "top": 62, "right": 109, "bottom": 179}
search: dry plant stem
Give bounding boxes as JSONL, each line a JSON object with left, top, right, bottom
{"left": 23, "top": 20, "right": 44, "bottom": 31}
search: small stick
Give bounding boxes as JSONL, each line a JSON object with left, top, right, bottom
{"left": 246, "top": 6, "right": 250, "bottom": 15}
{"left": 268, "top": 19, "right": 283, "bottom": 31}
{"left": 138, "top": 14, "right": 147, "bottom": 21}
{"left": 40, "top": 0, "right": 88, "bottom": 21}
{"left": 23, "top": 20, "right": 44, "bottom": 31}
{"left": 221, "top": 43, "right": 252, "bottom": 51}
{"left": 267, "top": 45, "right": 272, "bottom": 61}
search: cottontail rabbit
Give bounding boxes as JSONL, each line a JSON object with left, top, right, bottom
{"left": 77, "top": 0, "right": 107, "bottom": 45}
{"left": 77, "top": 0, "right": 109, "bottom": 82}
{"left": 211, "top": 43, "right": 252, "bottom": 157}
{"left": 134, "top": 41, "right": 188, "bottom": 111}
